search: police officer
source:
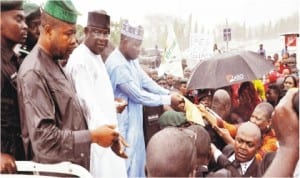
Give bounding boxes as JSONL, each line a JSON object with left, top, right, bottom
{"left": 1, "top": 0, "right": 28, "bottom": 173}
{"left": 18, "top": 2, "right": 41, "bottom": 58}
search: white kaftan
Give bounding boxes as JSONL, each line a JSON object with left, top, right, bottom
{"left": 65, "top": 44, "right": 127, "bottom": 177}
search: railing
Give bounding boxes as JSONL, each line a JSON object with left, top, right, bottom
{"left": 14, "top": 161, "right": 93, "bottom": 178}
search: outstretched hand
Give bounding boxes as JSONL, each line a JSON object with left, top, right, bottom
{"left": 0, "top": 153, "right": 16, "bottom": 174}
{"left": 111, "top": 135, "right": 129, "bottom": 159}
{"left": 213, "top": 125, "right": 234, "bottom": 145}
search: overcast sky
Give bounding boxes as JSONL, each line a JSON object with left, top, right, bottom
{"left": 32, "top": 0, "right": 299, "bottom": 27}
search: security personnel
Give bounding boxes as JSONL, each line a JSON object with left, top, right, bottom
{"left": 1, "top": 0, "right": 28, "bottom": 173}
{"left": 18, "top": 2, "right": 41, "bottom": 58}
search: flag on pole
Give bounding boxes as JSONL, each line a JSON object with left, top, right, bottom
{"left": 285, "top": 34, "right": 297, "bottom": 46}
{"left": 159, "top": 24, "right": 183, "bottom": 77}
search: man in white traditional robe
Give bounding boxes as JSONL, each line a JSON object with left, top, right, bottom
{"left": 65, "top": 10, "right": 127, "bottom": 177}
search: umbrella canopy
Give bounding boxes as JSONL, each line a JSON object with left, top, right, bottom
{"left": 187, "top": 50, "right": 274, "bottom": 90}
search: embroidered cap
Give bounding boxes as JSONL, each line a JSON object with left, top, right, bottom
{"left": 121, "top": 20, "right": 144, "bottom": 40}
{"left": 43, "top": 0, "right": 79, "bottom": 24}
{"left": 1, "top": 0, "right": 23, "bottom": 12}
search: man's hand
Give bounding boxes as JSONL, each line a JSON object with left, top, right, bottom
{"left": 115, "top": 98, "right": 127, "bottom": 113}
{"left": 0, "top": 153, "right": 16, "bottom": 174}
{"left": 111, "top": 135, "right": 129, "bottom": 159}
{"left": 263, "top": 89, "right": 299, "bottom": 177}
{"left": 213, "top": 125, "right": 234, "bottom": 145}
{"left": 272, "top": 89, "right": 299, "bottom": 147}
{"left": 91, "top": 125, "right": 119, "bottom": 147}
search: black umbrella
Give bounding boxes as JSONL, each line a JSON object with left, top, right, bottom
{"left": 187, "top": 50, "right": 274, "bottom": 90}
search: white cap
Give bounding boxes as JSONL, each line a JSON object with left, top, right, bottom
{"left": 121, "top": 20, "right": 144, "bottom": 40}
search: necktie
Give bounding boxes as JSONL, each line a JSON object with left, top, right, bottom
{"left": 232, "top": 159, "right": 242, "bottom": 175}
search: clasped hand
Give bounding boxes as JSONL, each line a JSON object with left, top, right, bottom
{"left": 91, "top": 124, "right": 129, "bottom": 158}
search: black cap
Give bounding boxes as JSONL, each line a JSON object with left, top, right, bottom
{"left": 87, "top": 11, "right": 110, "bottom": 30}
{"left": 1, "top": 0, "right": 23, "bottom": 12}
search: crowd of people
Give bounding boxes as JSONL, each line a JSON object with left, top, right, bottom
{"left": 1, "top": 0, "right": 299, "bottom": 177}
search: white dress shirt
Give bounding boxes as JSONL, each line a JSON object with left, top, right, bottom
{"left": 214, "top": 148, "right": 254, "bottom": 175}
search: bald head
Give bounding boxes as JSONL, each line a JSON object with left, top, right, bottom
{"left": 237, "top": 122, "right": 262, "bottom": 141}
{"left": 211, "top": 89, "right": 231, "bottom": 119}
{"left": 187, "top": 125, "right": 211, "bottom": 158}
{"left": 186, "top": 125, "right": 211, "bottom": 165}
{"left": 253, "top": 102, "right": 274, "bottom": 121}
{"left": 146, "top": 127, "right": 196, "bottom": 177}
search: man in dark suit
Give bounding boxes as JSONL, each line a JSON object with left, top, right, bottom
{"left": 211, "top": 122, "right": 262, "bottom": 177}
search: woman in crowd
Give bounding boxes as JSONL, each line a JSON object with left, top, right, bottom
{"left": 283, "top": 75, "right": 298, "bottom": 90}
{"left": 233, "top": 82, "right": 261, "bottom": 122}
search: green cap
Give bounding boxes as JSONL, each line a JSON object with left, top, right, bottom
{"left": 159, "top": 110, "right": 187, "bottom": 128}
{"left": 43, "top": 0, "right": 79, "bottom": 24}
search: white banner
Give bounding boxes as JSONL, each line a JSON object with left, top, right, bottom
{"left": 159, "top": 24, "right": 183, "bottom": 77}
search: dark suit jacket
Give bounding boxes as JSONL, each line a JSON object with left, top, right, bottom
{"left": 194, "top": 165, "right": 209, "bottom": 177}
{"left": 216, "top": 144, "right": 262, "bottom": 177}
